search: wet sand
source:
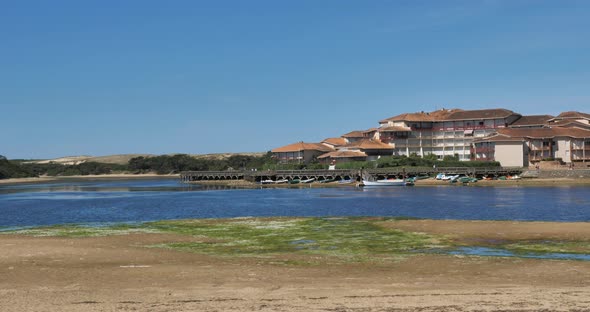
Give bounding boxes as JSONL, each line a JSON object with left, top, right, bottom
{"left": 2, "top": 220, "right": 590, "bottom": 311}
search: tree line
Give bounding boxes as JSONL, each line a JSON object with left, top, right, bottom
{"left": 0, "top": 153, "right": 499, "bottom": 180}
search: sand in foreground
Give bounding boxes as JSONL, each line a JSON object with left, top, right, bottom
{"left": 2, "top": 220, "right": 590, "bottom": 311}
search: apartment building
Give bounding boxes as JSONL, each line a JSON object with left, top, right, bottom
{"left": 271, "top": 109, "right": 590, "bottom": 166}
{"left": 473, "top": 111, "right": 590, "bottom": 167}
{"left": 473, "top": 127, "right": 590, "bottom": 167}
{"left": 377, "top": 108, "right": 521, "bottom": 160}
{"left": 271, "top": 141, "right": 334, "bottom": 164}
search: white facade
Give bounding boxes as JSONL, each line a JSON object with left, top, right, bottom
{"left": 380, "top": 116, "right": 519, "bottom": 161}
{"left": 494, "top": 142, "right": 527, "bottom": 167}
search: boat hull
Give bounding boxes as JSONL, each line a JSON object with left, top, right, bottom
{"left": 361, "top": 179, "right": 410, "bottom": 186}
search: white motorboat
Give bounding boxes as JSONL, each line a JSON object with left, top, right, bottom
{"left": 361, "top": 179, "right": 413, "bottom": 186}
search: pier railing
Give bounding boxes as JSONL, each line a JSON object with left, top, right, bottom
{"left": 180, "top": 167, "right": 524, "bottom": 182}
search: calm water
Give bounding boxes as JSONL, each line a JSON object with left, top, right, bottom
{"left": 0, "top": 178, "right": 589, "bottom": 228}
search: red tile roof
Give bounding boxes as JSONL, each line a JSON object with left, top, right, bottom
{"left": 473, "top": 134, "right": 525, "bottom": 143}
{"left": 379, "top": 126, "right": 412, "bottom": 132}
{"left": 341, "top": 130, "right": 367, "bottom": 138}
{"left": 556, "top": 111, "right": 590, "bottom": 119}
{"left": 272, "top": 142, "right": 334, "bottom": 153}
{"left": 317, "top": 150, "right": 367, "bottom": 159}
{"left": 476, "top": 128, "right": 590, "bottom": 142}
{"left": 321, "top": 137, "right": 347, "bottom": 147}
{"left": 509, "top": 115, "right": 554, "bottom": 127}
{"left": 342, "top": 139, "right": 394, "bottom": 150}
{"left": 445, "top": 108, "right": 517, "bottom": 121}
{"left": 380, "top": 108, "right": 518, "bottom": 123}
{"left": 549, "top": 120, "right": 590, "bottom": 130}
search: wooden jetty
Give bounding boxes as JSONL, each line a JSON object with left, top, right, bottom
{"left": 180, "top": 167, "right": 524, "bottom": 183}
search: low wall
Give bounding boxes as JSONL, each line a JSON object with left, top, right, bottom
{"left": 537, "top": 169, "right": 590, "bottom": 179}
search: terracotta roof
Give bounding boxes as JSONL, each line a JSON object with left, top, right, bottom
{"left": 342, "top": 139, "right": 394, "bottom": 150}
{"left": 363, "top": 128, "right": 378, "bottom": 133}
{"left": 379, "top": 112, "right": 439, "bottom": 123}
{"left": 445, "top": 108, "right": 518, "bottom": 121}
{"left": 474, "top": 134, "right": 525, "bottom": 143}
{"left": 509, "top": 115, "right": 553, "bottom": 127}
{"left": 549, "top": 120, "right": 590, "bottom": 130}
{"left": 556, "top": 111, "right": 590, "bottom": 119}
{"left": 380, "top": 108, "right": 518, "bottom": 123}
{"left": 321, "top": 137, "right": 347, "bottom": 147}
{"left": 379, "top": 126, "right": 412, "bottom": 132}
{"left": 341, "top": 130, "right": 366, "bottom": 138}
{"left": 317, "top": 150, "right": 367, "bottom": 159}
{"left": 496, "top": 128, "right": 590, "bottom": 139}
{"left": 272, "top": 142, "right": 334, "bottom": 153}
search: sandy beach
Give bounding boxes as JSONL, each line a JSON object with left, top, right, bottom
{"left": 2, "top": 219, "right": 590, "bottom": 311}
{"left": 0, "top": 173, "right": 179, "bottom": 185}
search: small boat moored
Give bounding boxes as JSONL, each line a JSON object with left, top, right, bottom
{"left": 361, "top": 179, "right": 413, "bottom": 187}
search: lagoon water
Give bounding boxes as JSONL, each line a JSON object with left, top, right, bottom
{"left": 1, "top": 178, "right": 589, "bottom": 228}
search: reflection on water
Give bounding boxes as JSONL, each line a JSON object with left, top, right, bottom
{"left": 0, "top": 179, "right": 242, "bottom": 194}
{"left": 1, "top": 179, "right": 590, "bottom": 228}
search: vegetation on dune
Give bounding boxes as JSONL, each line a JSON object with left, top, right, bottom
{"left": 0, "top": 155, "right": 36, "bottom": 179}
{"left": 22, "top": 162, "right": 128, "bottom": 177}
{"left": 128, "top": 153, "right": 274, "bottom": 174}
{"left": 0, "top": 152, "right": 500, "bottom": 180}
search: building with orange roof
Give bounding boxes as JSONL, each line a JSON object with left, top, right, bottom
{"left": 320, "top": 137, "right": 347, "bottom": 149}
{"left": 270, "top": 108, "right": 590, "bottom": 167}
{"left": 473, "top": 127, "right": 590, "bottom": 167}
{"left": 271, "top": 141, "right": 334, "bottom": 164}
{"left": 377, "top": 108, "right": 521, "bottom": 160}
{"left": 318, "top": 139, "right": 394, "bottom": 163}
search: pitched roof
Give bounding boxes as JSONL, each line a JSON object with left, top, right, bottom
{"left": 379, "top": 126, "right": 412, "bottom": 132}
{"left": 342, "top": 139, "right": 394, "bottom": 150}
{"left": 321, "top": 137, "right": 347, "bottom": 147}
{"left": 548, "top": 120, "right": 590, "bottom": 130}
{"left": 379, "top": 111, "right": 439, "bottom": 123}
{"left": 487, "top": 128, "right": 590, "bottom": 140}
{"left": 445, "top": 108, "right": 518, "bottom": 121}
{"left": 341, "top": 130, "right": 367, "bottom": 138}
{"left": 272, "top": 142, "right": 334, "bottom": 153}
{"left": 380, "top": 108, "right": 518, "bottom": 123}
{"left": 509, "top": 115, "right": 554, "bottom": 127}
{"left": 556, "top": 111, "right": 590, "bottom": 119}
{"left": 317, "top": 150, "right": 367, "bottom": 159}
{"left": 474, "top": 134, "right": 525, "bottom": 143}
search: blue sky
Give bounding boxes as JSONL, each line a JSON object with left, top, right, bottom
{"left": 1, "top": 0, "right": 589, "bottom": 159}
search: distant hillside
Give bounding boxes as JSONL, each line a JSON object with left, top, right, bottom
{"left": 190, "top": 152, "right": 266, "bottom": 160}
{"left": 26, "top": 153, "right": 266, "bottom": 165}
{"left": 25, "top": 154, "right": 153, "bottom": 165}
{"left": 87, "top": 154, "right": 155, "bottom": 165}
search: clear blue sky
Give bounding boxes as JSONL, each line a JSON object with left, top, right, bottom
{"left": 1, "top": 0, "right": 589, "bottom": 159}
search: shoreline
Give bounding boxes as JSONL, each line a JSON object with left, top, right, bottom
{"left": 0, "top": 173, "right": 179, "bottom": 185}
{"left": 192, "top": 177, "right": 590, "bottom": 188}
{"left": 2, "top": 218, "right": 590, "bottom": 311}
{"left": 2, "top": 173, "right": 590, "bottom": 187}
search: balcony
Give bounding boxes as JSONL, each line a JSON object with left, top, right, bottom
{"left": 475, "top": 147, "right": 495, "bottom": 153}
